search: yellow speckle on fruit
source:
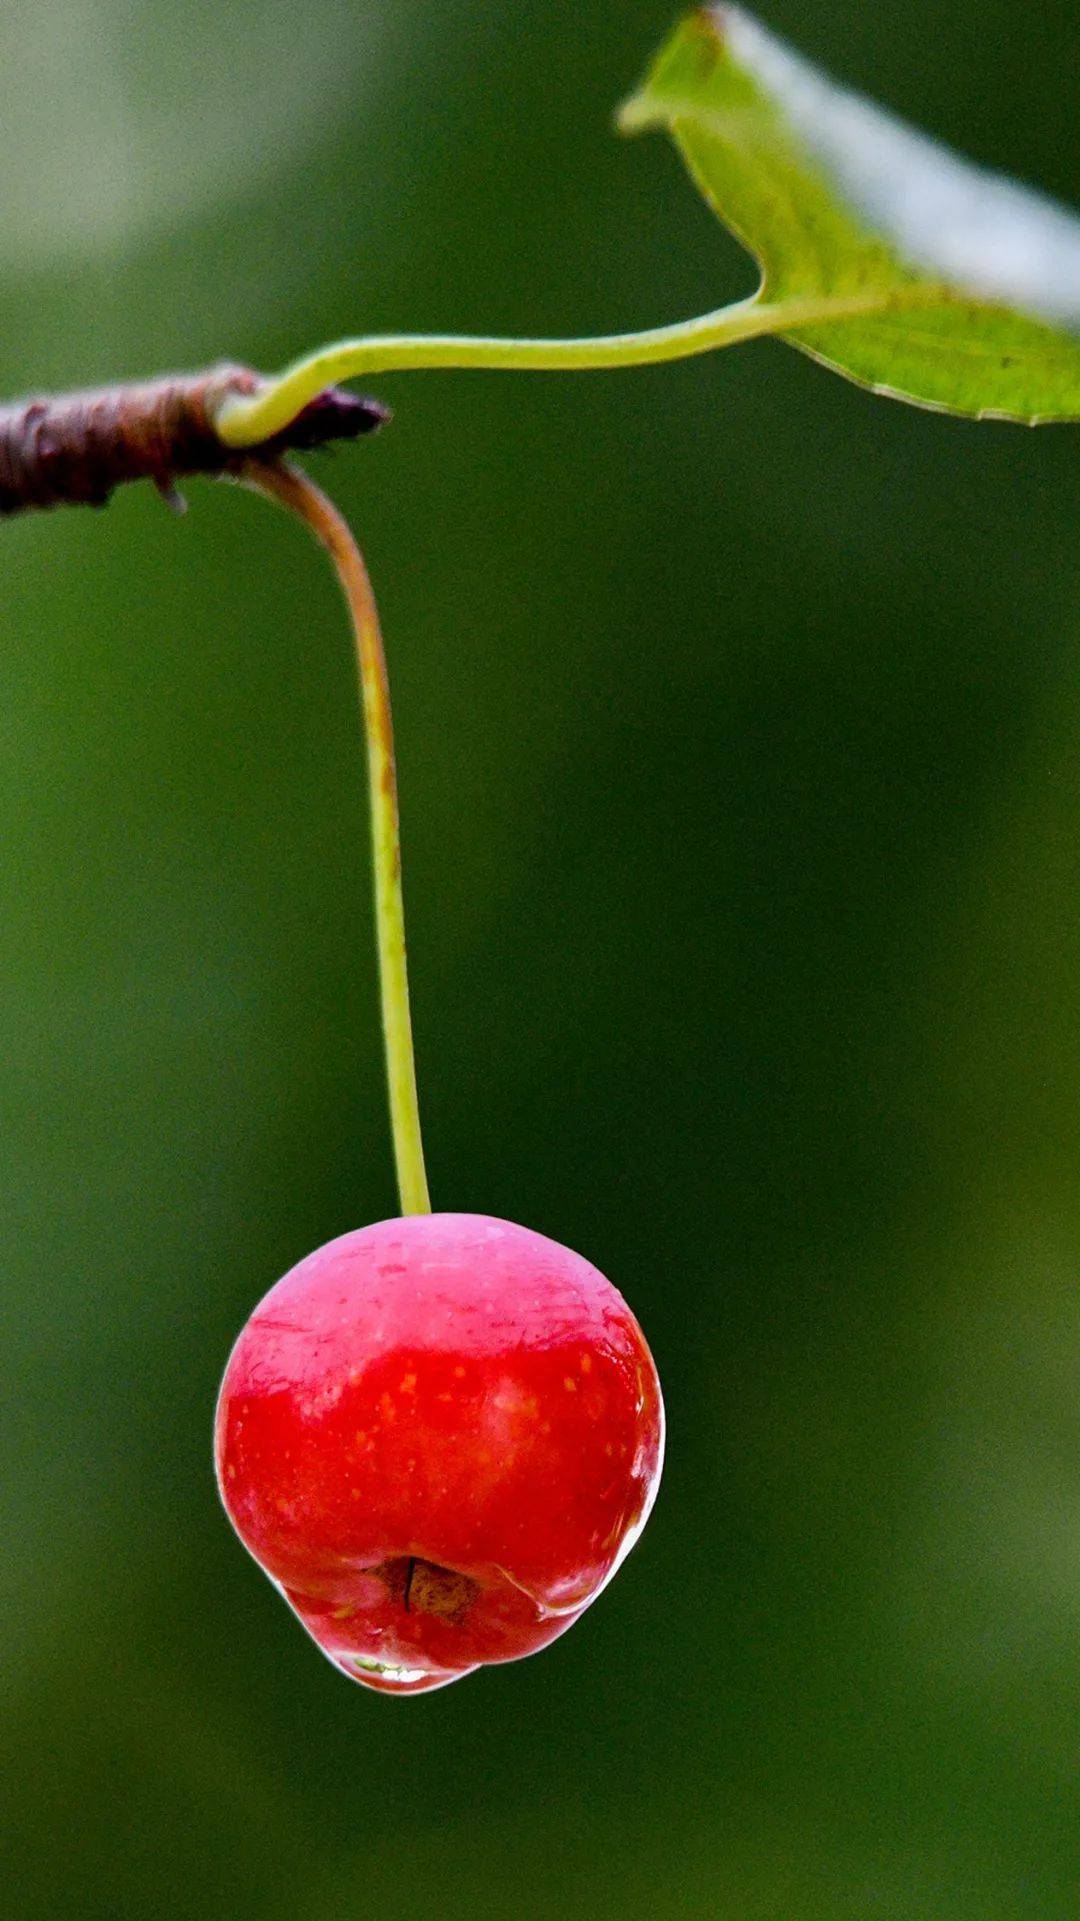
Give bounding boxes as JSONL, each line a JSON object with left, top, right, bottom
{"left": 580, "top": 1354, "right": 592, "bottom": 1374}
{"left": 227, "top": 1464, "right": 236, "bottom": 1479}
{"left": 331, "top": 1603, "right": 355, "bottom": 1620}
{"left": 399, "top": 1372, "right": 417, "bottom": 1394}
{"left": 453, "top": 1365, "right": 466, "bottom": 1379}
{"left": 355, "top": 1429, "right": 367, "bottom": 1447}
{"left": 564, "top": 1376, "right": 577, "bottom": 1392}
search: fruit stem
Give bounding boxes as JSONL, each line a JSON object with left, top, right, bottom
{"left": 243, "top": 459, "right": 431, "bottom": 1216}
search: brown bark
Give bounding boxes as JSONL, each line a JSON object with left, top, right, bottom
{"left": 0, "top": 366, "right": 388, "bottom": 516}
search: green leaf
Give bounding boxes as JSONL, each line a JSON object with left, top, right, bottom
{"left": 619, "top": 6, "right": 1080, "bottom": 422}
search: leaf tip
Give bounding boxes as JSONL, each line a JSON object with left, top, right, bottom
{"left": 617, "top": 5, "right": 729, "bottom": 136}
{"left": 613, "top": 93, "right": 647, "bottom": 136}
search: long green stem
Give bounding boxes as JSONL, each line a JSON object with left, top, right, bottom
{"left": 214, "top": 292, "right": 898, "bottom": 447}
{"left": 244, "top": 459, "right": 431, "bottom": 1216}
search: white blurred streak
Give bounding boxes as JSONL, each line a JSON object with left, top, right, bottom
{"left": 723, "top": 5, "right": 1080, "bottom": 327}
{"left": 0, "top": 0, "right": 392, "bottom": 265}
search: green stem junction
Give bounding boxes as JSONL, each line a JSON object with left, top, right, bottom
{"left": 213, "top": 293, "right": 895, "bottom": 447}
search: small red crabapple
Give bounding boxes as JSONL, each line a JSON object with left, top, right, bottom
{"left": 215, "top": 1213, "right": 664, "bottom": 1694}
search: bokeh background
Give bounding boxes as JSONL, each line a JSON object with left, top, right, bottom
{"left": 1, "top": 2, "right": 1078, "bottom": 1915}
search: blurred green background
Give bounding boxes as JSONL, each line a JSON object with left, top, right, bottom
{"left": 1, "top": 3, "right": 1078, "bottom": 1916}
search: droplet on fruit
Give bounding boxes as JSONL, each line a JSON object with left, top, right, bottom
{"left": 215, "top": 1213, "right": 663, "bottom": 1694}
{"left": 351, "top": 1658, "right": 438, "bottom": 1689}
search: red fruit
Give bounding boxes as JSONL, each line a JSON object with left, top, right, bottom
{"left": 215, "top": 1213, "right": 663, "bottom": 1695}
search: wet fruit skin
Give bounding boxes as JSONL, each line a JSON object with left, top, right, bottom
{"left": 215, "top": 1213, "right": 663, "bottom": 1695}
